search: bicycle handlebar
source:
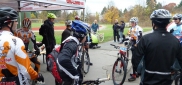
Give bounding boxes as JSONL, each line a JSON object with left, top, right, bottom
{"left": 82, "top": 74, "right": 110, "bottom": 84}
{"left": 110, "top": 44, "right": 120, "bottom": 49}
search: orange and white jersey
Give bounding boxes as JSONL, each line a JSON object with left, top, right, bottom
{"left": 14, "top": 29, "right": 35, "bottom": 43}
{"left": 128, "top": 25, "right": 143, "bottom": 41}
{"left": 0, "top": 31, "right": 38, "bottom": 85}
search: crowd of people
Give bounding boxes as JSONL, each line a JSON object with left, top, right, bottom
{"left": 0, "top": 6, "right": 182, "bottom": 85}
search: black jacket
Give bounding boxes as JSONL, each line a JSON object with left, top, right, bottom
{"left": 134, "top": 29, "right": 182, "bottom": 84}
{"left": 119, "top": 23, "right": 125, "bottom": 32}
{"left": 58, "top": 40, "right": 78, "bottom": 76}
{"left": 42, "top": 19, "right": 56, "bottom": 49}
{"left": 113, "top": 23, "right": 120, "bottom": 31}
{"left": 61, "top": 28, "right": 71, "bottom": 43}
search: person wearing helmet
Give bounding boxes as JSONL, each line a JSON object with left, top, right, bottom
{"left": 61, "top": 20, "right": 72, "bottom": 43}
{"left": 0, "top": 7, "right": 44, "bottom": 85}
{"left": 75, "top": 15, "right": 80, "bottom": 20}
{"left": 133, "top": 9, "right": 182, "bottom": 85}
{"left": 15, "top": 18, "right": 40, "bottom": 73}
{"left": 169, "top": 14, "right": 182, "bottom": 45}
{"left": 57, "top": 20, "right": 88, "bottom": 85}
{"left": 39, "top": 13, "right": 56, "bottom": 71}
{"left": 128, "top": 17, "right": 143, "bottom": 81}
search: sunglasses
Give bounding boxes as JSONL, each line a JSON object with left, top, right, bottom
{"left": 173, "top": 18, "right": 178, "bottom": 20}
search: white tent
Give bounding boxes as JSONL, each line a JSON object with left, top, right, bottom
{"left": 0, "top": 0, "right": 86, "bottom": 11}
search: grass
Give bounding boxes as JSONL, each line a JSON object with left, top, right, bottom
{"left": 32, "top": 23, "right": 65, "bottom": 28}
{"left": 34, "top": 24, "right": 152, "bottom": 44}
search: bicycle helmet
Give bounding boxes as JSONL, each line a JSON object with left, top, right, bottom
{"left": 71, "top": 20, "right": 88, "bottom": 38}
{"left": 22, "top": 18, "right": 31, "bottom": 28}
{"left": 0, "top": 7, "right": 18, "bottom": 33}
{"left": 129, "top": 17, "right": 138, "bottom": 23}
{"left": 173, "top": 13, "right": 182, "bottom": 20}
{"left": 150, "top": 9, "right": 171, "bottom": 29}
{"left": 47, "top": 13, "right": 57, "bottom": 19}
{"left": 75, "top": 16, "right": 80, "bottom": 20}
{"left": 65, "top": 20, "right": 72, "bottom": 26}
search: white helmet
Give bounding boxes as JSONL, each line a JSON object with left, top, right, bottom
{"left": 65, "top": 20, "right": 72, "bottom": 26}
{"left": 129, "top": 17, "right": 138, "bottom": 23}
{"left": 173, "top": 13, "right": 182, "bottom": 20}
{"left": 150, "top": 9, "right": 171, "bottom": 20}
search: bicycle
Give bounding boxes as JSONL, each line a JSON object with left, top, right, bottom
{"left": 57, "top": 59, "right": 110, "bottom": 85}
{"left": 78, "top": 42, "right": 91, "bottom": 75}
{"left": 110, "top": 38, "right": 132, "bottom": 85}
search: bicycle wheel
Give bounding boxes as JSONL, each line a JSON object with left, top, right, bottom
{"left": 175, "top": 74, "right": 180, "bottom": 85}
{"left": 83, "top": 51, "right": 90, "bottom": 74}
{"left": 98, "top": 33, "right": 104, "bottom": 42}
{"left": 112, "top": 56, "right": 127, "bottom": 85}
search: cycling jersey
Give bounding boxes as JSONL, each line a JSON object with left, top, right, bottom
{"left": 169, "top": 24, "right": 182, "bottom": 45}
{"left": 0, "top": 31, "right": 38, "bottom": 85}
{"left": 128, "top": 25, "right": 143, "bottom": 41}
{"left": 15, "top": 28, "right": 39, "bottom": 51}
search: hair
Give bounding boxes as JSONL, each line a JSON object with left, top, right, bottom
{"left": 121, "top": 21, "right": 124, "bottom": 23}
{"left": 152, "top": 19, "right": 170, "bottom": 29}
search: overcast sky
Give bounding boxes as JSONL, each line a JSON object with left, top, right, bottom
{"left": 85, "top": 0, "right": 181, "bottom": 13}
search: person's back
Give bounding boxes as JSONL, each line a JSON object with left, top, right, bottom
{"left": 0, "top": 7, "right": 44, "bottom": 85}
{"left": 134, "top": 9, "right": 182, "bottom": 85}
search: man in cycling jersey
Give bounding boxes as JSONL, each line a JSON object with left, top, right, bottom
{"left": 128, "top": 17, "right": 143, "bottom": 81}
{"left": 134, "top": 9, "right": 182, "bottom": 85}
{"left": 169, "top": 13, "right": 182, "bottom": 84}
{"left": 15, "top": 18, "right": 40, "bottom": 73}
{"left": 0, "top": 7, "right": 44, "bottom": 85}
{"left": 57, "top": 20, "right": 89, "bottom": 85}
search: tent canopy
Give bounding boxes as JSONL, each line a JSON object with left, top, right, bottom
{"left": 0, "top": 0, "right": 85, "bottom": 11}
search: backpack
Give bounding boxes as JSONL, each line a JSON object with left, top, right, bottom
{"left": 39, "top": 24, "right": 47, "bottom": 36}
{"left": 47, "top": 39, "right": 76, "bottom": 84}
{"left": 47, "top": 46, "right": 62, "bottom": 83}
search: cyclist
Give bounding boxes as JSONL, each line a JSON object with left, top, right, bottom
{"left": 61, "top": 20, "right": 72, "bottom": 43}
{"left": 15, "top": 18, "right": 40, "bottom": 73}
{"left": 0, "top": 7, "right": 44, "bottom": 85}
{"left": 128, "top": 17, "right": 143, "bottom": 81}
{"left": 134, "top": 9, "right": 182, "bottom": 85}
{"left": 57, "top": 20, "right": 89, "bottom": 85}
{"left": 169, "top": 13, "right": 182, "bottom": 84}
{"left": 169, "top": 13, "right": 182, "bottom": 45}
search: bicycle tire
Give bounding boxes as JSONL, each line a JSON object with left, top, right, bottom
{"left": 98, "top": 33, "right": 104, "bottom": 42}
{"left": 112, "top": 56, "right": 127, "bottom": 85}
{"left": 83, "top": 51, "right": 90, "bottom": 74}
{"left": 175, "top": 74, "right": 180, "bottom": 85}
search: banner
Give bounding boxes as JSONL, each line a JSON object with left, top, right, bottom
{"left": 0, "top": 0, "right": 85, "bottom": 11}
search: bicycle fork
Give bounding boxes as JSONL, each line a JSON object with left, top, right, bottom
{"left": 115, "top": 53, "right": 123, "bottom": 73}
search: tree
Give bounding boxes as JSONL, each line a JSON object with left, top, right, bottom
{"left": 38, "top": 11, "right": 48, "bottom": 21}
{"left": 156, "top": 2, "right": 162, "bottom": 9}
{"left": 101, "top": 7, "right": 107, "bottom": 15}
{"left": 123, "top": 8, "right": 128, "bottom": 13}
{"left": 31, "top": 13, "right": 36, "bottom": 19}
{"left": 103, "top": 6, "right": 119, "bottom": 24}
{"left": 178, "top": 0, "right": 182, "bottom": 8}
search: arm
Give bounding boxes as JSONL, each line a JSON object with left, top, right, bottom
{"left": 176, "top": 44, "right": 182, "bottom": 69}
{"left": 15, "top": 38, "right": 38, "bottom": 80}
{"left": 133, "top": 37, "right": 146, "bottom": 70}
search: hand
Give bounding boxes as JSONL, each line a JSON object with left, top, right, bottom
{"left": 37, "top": 73, "right": 44, "bottom": 82}
{"left": 35, "top": 50, "right": 40, "bottom": 55}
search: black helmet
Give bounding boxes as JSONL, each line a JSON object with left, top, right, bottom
{"left": 0, "top": 7, "right": 18, "bottom": 33}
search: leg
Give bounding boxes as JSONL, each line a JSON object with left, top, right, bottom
{"left": 119, "top": 31, "right": 123, "bottom": 43}
{"left": 113, "top": 31, "right": 116, "bottom": 42}
{"left": 30, "top": 57, "right": 40, "bottom": 73}
{"left": 116, "top": 31, "right": 120, "bottom": 42}
{"left": 46, "top": 47, "right": 53, "bottom": 71}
